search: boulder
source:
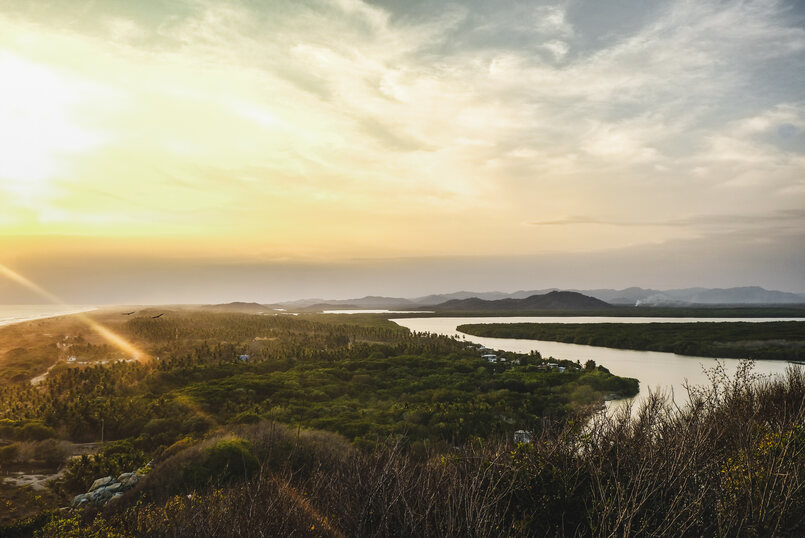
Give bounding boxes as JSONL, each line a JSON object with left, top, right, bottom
{"left": 89, "top": 488, "right": 111, "bottom": 504}
{"left": 117, "top": 472, "right": 134, "bottom": 483}
{"left": 90, "top": 483, "right": 124, "bottom": 504}
{"left": 72, "top": 469, "right": 146, "bottom": 508}
{"left": 120, "top": 473, "right": 140, "bottom": 489}
{"left": 88, "top": 476, "right": 115, "bottom": 492}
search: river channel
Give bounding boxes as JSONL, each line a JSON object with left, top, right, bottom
{"left": 391, "top": 316, "right": 800, "bottom": 409}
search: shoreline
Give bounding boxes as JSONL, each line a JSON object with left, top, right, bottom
{"left": 0, "top": 306, "right": 98, "bottom": 329}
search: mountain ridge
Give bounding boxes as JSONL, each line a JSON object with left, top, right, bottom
{"left": 431, "top": 290, "right": 612, "bottom": 311}
{"left": 272, "top": 286, "right": 805, "bottom": 310}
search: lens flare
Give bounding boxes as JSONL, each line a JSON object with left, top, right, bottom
{"left": 270, "top": 474, "right": 345, "bottom": 538}
{"left": 0, "top": 262, "right": 147, "bottom": 360}
{"left": 0, "top": 263, "right": 62, "bottom": 304}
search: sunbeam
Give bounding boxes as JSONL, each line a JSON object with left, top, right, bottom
{"left": 0, "top": 262, "right": 147, "bottom": 360}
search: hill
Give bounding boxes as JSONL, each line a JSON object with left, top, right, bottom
{"left": 197, "top": 302, "right": 270, "bottom": 313}
{"left": 273, "top": 286, "right": 805, "bottom": 311}
{"left": 681, "top": 286, "right": 805, "bottom": 304}
{"left": 281, "top": 295, "right": 417, "bottom": 310}
{"left": 432, "top": 290, "right": 612, "bottom": 311}
{"left": 586, "top": 286, "right": 805, "bottom": 306}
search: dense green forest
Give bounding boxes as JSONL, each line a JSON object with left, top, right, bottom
{"left": 0, "top": 310, "right": 637, "bottom": 530}
{"left": 458, "top": 321, "right": 805, "bottom": 361}
{"left": 1, "top": 313, "right": 636, "bottom": 447}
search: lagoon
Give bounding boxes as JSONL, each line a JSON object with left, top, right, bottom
{"left": 391, "top": 316, "right": 798, "bottom": 409}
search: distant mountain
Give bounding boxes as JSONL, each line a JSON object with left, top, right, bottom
{"left": 681, "top": 286, "right": 805, "bottom": 305}
{"left": 282, "top": 296, "right": 417, "bottom": 310}
{"left": 278, "top": 298, "right": 328, "bottom": 308}
{"left": 633, "top": 293, "right": 688, "bottom": 307}
{"left": 275, "top": 286, "right": 805, "bottom": 311}
{"left": 411, "top": 290, "right": 530, "bottom": 304}
{"left": 199, "top": 302, "right": 270, "bottom": 313}
{"left": 432, "top": 291, "right": 612, "bottom": 311}
{"left": 577, "top": 287, "right": 661, "bottom": 305}
{"left": 658, "top": 288, "right": 709, "bottom": 301}
{"left": 423, "top": 289, "right": 573, "bottom": 304}
{"left": 580, "top": 287, "right": 805, "bottom": 306}
{"left": 298, "top": 303, "right": 360, "bottom": 311}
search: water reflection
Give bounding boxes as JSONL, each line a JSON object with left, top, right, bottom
{"left": 391, "top": 316, "right": 795, "bottom": 409}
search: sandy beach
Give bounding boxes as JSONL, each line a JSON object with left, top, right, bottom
{"left": 0, "top": 305, "right": 96, "bottom": 328}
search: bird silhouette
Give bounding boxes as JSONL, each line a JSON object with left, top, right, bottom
{"left": 121, "top": 312, "right": 135, "bottom": 315}
{"left": 151, "top": 313, "right": 164, "bottom": 319}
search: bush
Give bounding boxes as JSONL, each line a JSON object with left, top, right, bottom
{"left": 232, "top": 411, "right": 260, "bottom": 425}
{"left": 0, "top": 443, "right": 20, "bottom": 468}
{"left": 36, "top": 363, "right": 805, "bottom": 537}
{"left": 58, "top": 440, "right": 147, "bottom": 495}
{"left": 0, "top": 418, "right": 16, "bottom": 438}
{"left": 157, "top": 437, "right": 197, "bottom": 463}
{"left": 182, "top": 437, "right": 258, "bottom": 488}
{"left": 32, "top": 439, "right": 71, "bottom": 466}
{"left": 19, "top": 422, "right": 56, "bottom": 441}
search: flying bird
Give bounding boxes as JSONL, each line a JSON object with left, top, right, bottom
{"left": 121, "top": 311, "right": 135, "bottom": 315}
{"left": 151, "top": 313, "right": 164, "bottom": 319}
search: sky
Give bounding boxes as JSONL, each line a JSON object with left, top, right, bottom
{"left": 0, "top": 0, "right": 804, "bottom": 303}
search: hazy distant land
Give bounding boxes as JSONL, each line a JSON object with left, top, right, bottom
{"left": 195, "top": 287, "right": 805, "bottom": 318}
{"left": 272, "top": 285, "right": 805, "bottom": 311}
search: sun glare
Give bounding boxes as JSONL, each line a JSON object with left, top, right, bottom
{"left": 0, "top": 262, "right": 147, "bottom": 360}
{"left": 0, "top": 51, "right": 103, "bottom": 200}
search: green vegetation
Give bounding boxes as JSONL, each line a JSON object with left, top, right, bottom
{"left": 0, "top": 313, "right": 637, "bottom": 451}
{"left": 2, "top": 310, "right": 803, "bottom": 536}
{"left": 58, "top": 441, "right": 147, "bottom": 495}
{"left": 388, "top": 305, "right": 805, "bottom": 318}
{"left": 8, "top": 363, "right": 805, "bottom": 537}
{"left": 176, "top": 437, "right": 259, "bottom": 489}
{"left": 1, "top": 313, "right": 636, "bottom": 449}
{"left": 0, "top": 310, "right": 636, "bottom": 525}
{"left": 458, "top": 321, "right": 805, "bottom": 360}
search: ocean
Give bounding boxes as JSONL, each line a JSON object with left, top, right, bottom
{"left": 0, "top": 305, "right": 96, "bottom": 328}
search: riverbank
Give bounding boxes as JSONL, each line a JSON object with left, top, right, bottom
{"left": 457, "top": 321, "right": 805, "bottom": 361}
{"left": 388, "top": 305, "right": 805, "bottom": 318}
{"left": 391, "top": 316, "right": 796, "bottom": 410}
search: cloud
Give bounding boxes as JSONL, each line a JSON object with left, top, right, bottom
{"left": 529, "top": 209, "right": 805, "bottom": 236}
{"left": 0, "top": 0, "right": 802, "bottom": 267}
{"left": 533, "top": 5, "right": 573, "bottom": 38}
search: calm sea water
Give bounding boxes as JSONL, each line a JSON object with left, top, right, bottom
{"left": 0, "top": 305, "right": 95, "bottom": 328}
{"left": 391, "top": 316, "right": 801, "bottom": 409}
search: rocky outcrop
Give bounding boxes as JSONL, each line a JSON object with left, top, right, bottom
{"left": 71, "top": 469, "right": 144, "bottom": 507}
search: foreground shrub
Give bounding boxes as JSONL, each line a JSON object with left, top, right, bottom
{"left": 11, "top": 363, "right": 805, "bottom": 537}
{"left": 59, "top": 440, "right": 147, "bottom": 495}
{"left": 181, "top": 437, "right": 258, "bottom": 487}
